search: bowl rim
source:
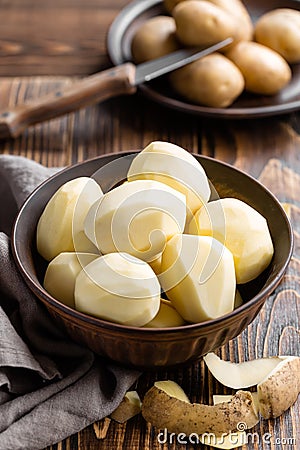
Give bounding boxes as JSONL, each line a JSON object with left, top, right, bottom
{"left": 11, "top": 151, "right": 294, "bottom": 335}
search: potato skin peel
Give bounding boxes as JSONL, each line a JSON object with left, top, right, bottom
{"left": 110, "top": 391, "right": 142, "bottom": 423}
{"left": 142, "top": 387, "right": 258, "bottom": 436}
{"left": 258, "top": 356, "right": 300, "bottom": 419}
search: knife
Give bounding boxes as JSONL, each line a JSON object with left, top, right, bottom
{"left": 0, "top": 38, "right": 232, "bottom": 139}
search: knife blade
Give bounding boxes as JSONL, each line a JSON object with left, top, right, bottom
{"left": 0, "top": 38, "right": 232, "bottom": 139}
{"left": 135, "top": 38, "right": 232, "bottom": 84}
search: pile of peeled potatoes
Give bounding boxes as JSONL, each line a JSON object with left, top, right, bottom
{"left": 131, "top": 0, "right": 300, "bottom": 108}
{"left": 37, "top": 141, "right": 274, "bottom": 328}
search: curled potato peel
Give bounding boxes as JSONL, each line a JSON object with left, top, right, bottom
{"left": 204, "top": 353, "right": 300, "bottom": 419}
{"left": 142, "top": 380, "right": 258, "bottom": 436}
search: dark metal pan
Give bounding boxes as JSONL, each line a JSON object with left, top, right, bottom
{"left": 107, "top": 0, "right": 300, "bottom": 118}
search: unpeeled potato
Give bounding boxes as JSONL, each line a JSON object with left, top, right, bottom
{"left": 131, "top": 15, "right": 180, "bottom": 64}
{"left": 208, "top": 0, "right": 253, "bottom": 41}
{"left": 163, "top": 0, "right": 184, "bottom": 13}
{"left": 255, "top": 8, "right": 300, "bottom": 63}
{"left": 226, "top": 41, "right": 292, "bottom": 95}
{"left": 173, "top": 1, "right": 238, "bottom": 48}
{"left": 166, "top": 0, "right": 253, "bottom": 42}
{"left": 169, "top": 52, "right": 245, "bottom": 108}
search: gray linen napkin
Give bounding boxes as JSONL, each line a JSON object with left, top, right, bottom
{"left": 0, "top": 155, "right": 140, "bottom": 450}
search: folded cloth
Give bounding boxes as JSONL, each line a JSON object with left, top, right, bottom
{"left": 0, "top": 155, "right": 140, "bottom": 450}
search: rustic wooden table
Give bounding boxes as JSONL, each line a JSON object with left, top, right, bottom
{"left": 0, "top": 0, "right": 299, "bottom": 449}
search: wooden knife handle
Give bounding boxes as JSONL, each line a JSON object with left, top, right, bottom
{"left": 0, "top": 63, "right": 137, "bottom": 139}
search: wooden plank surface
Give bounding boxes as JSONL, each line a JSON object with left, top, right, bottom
{"left": 0, "top": 0, "right": 299, "bottom": 448}
{"left": 0, "top": 0, "right": 128, "bottom": 76}
{"left": 0, "top": 76, "right": 299, "bottom": 450}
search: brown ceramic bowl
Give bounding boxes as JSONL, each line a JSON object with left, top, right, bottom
{"left": 12, "top": 152, "right": 293, "bottom": 370}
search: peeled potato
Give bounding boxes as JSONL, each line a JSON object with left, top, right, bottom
{"left": 74, "top": 252, "right": 160, "bottom": 326}
{"left": 234, "top": 289, "right": 243, "bottom": 308}
{"left": 255, "top": 8, "right": 300, "bottom": 63}
{"left": 144, "top": 299, "right": 186, "bottom": 328}
{"left": 127, "top": 141, "right": 211, "bottom": 220}
{"left": 37, "top": 177, "right": 103, "bottom": 261}
{"left": 188, "top": 197, "right": 274, "bottom": 284}
{"left": 159, "top": 234, "right": 236, "bottom": 323}
{"left": 148, "top": 254, "right": 162, "bottom": 275}
{"left": 173, "top": 0, "right": 238, "bottom": 47}
{"left": 44, "top": 252, "right": 98, "bottom": 308}
{"left": 84, "top": 178, "right": 186, "bottom": 262}
{"left": 225, "top": 41, "right": 292, "bottom": 95}
{"left": 131, "top": 16, "right": 180, "bottom": 64}
{"left": 169, "top": 53, "right": 245, "bottom": 108}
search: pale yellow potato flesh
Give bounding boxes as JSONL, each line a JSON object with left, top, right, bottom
{"left": 205, "top": 353, "right": 300, "bottom": 420}
{"left": 234, "top": 289, "right": 243, "bottom": 308}
{"left": 110, "top": 391, "right": 142, "bottom": 423}
{"left": 154, "top": 380, "right": 191, "bottom": 403}
{"left": 203, "top": 352, "right": 284, "bottom": 389}
{"left": 188, "top": 197, "right": 274, "bottom": 284}
{"left": 127, "top": 141, "right": 211, "bottom": 219}
{"left": 144, "top": 299, "right": 186, "bottom": 328}
{"left": 37, "top": 177, "right": 103, "bottom": 261}
{"left": 74, "top": 252, "right": 160, "bottom": 326}
{"left": 44, "top": 252, "right": 99, "bottom": 308}
{"left": 148, "top": 254, "right": 162, "bottom": 275}
{"left": 159, "top": 234, "right": 236, "bottom": 323}
{"left": 84, "top": 178, "right": 186, "bottom": 263}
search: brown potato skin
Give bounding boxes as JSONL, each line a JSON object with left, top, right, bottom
{"left": 169, "top": 52, "right": 245, "bottom": 108}
{"left": 255, "top": 8, "right": 300, "bottom": 63}
{"left": 173, "top": 1, "right": 238, "bottom": 48}
{"left": 258, "top": 357, "right": 300, "bottom": 419}
{"left": 208, "top": 0, "right": 253, "bottom": 42}
{"left": 165, "top": 0, "right": 253, "bottom": 42}
{"left": 163, "top": 0, "right": 183, "bottom": 13}
{"left": 142, "top": 387, "right": 258, "bottom": 436}
{"left": 226, "top": 41, "right": 292, "bottom": 95}
{"left": 131, "top": 16, "right": 180, "bottom": 64}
